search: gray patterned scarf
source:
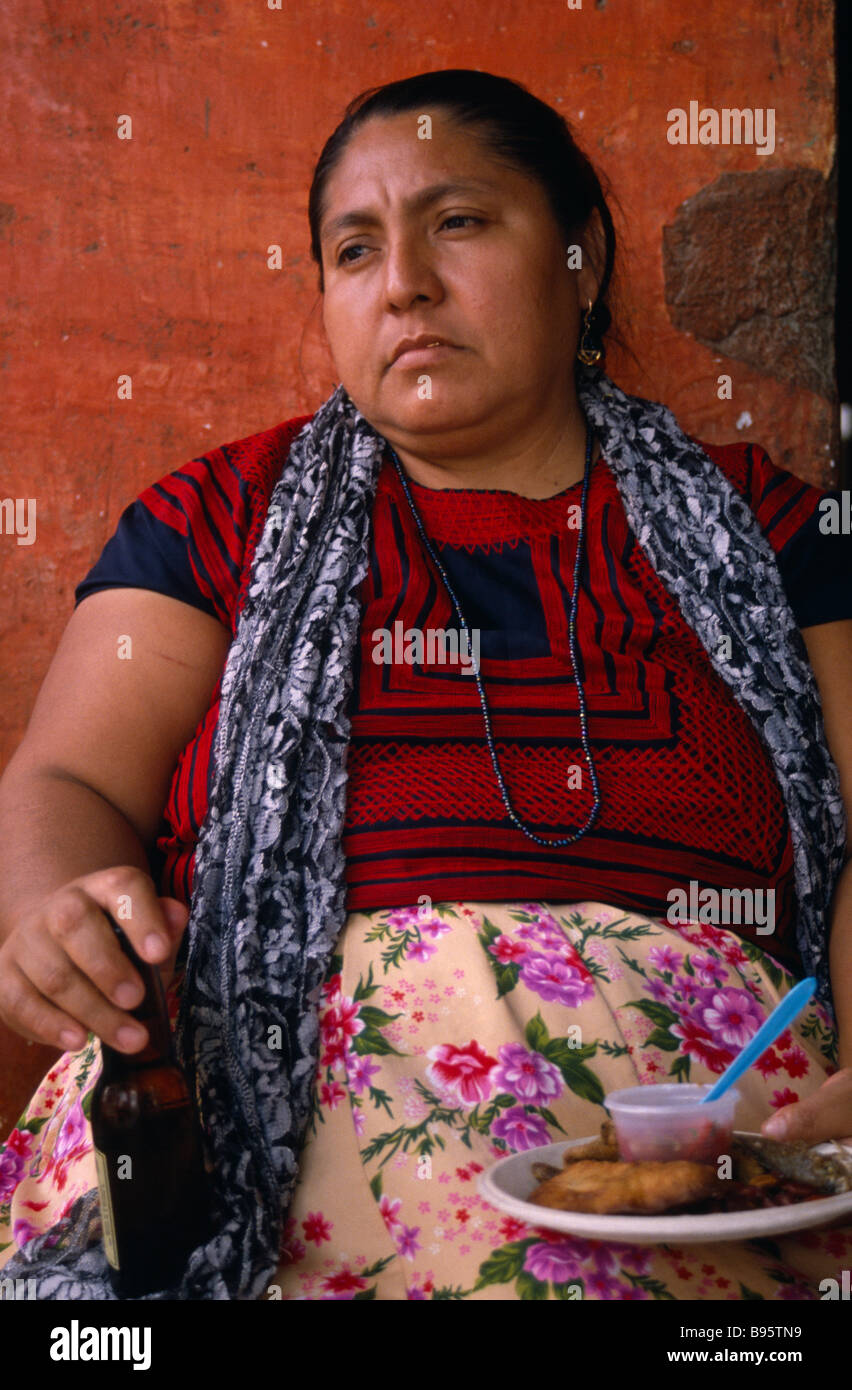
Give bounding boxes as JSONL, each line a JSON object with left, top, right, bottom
{"left": 3, "top": 366, "right": 846, "bottom": 1300}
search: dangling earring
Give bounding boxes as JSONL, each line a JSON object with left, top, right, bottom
{"left": 577, "top": 298, "right": 603, "bottom": 365}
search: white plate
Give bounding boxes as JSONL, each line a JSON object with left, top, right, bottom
{"left": 476, "top": 1132, "right": 852, "bottom": 1245}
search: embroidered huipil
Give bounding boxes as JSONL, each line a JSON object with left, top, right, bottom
{"left": 73, "top": 420, "right": 852, "bottom": 975}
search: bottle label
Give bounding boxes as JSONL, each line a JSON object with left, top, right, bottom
{"left": 94, "top": 1147, "right": 120, "bottom": 1270}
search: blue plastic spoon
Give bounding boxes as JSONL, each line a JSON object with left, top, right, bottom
{"left": 701, "top": 976, "right": 818, "bottom": 1103}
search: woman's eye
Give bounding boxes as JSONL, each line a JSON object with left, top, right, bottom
{"left": 336, "top": 215, "right": 482, "bottom": 266}
{"left": 337, "top": 244, "right": 367, "bottom": 265}
{"left": 439, "top": 214, "right": 481, "bottom": 230}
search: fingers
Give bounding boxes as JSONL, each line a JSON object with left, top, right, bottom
{"left": 0, "top": 867, "right": 191, "bottom": 1054}
{"left": 158, "top": 897, "right": 191, "bottom": 938}
{"left": 0, "top": 959, "right": 94, "bottom": 1052}
{"left": 84, "top": 867, "right": 180, "bottom": 965}
{"left": 153, "top": 898, "right": 191, "bottom": 991}
{"left": 21, "top": 924, "right": 151, "bottom": 1055}
{"left": 44, "top": 884, "right": 148, "bottom": 1012}
{"left": 761, "top": 1067, "right": 852, "bottom": 1145}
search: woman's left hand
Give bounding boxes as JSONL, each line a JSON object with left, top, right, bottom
{"left": 761, "top": 1066, "right": 852, "bottom": 1145}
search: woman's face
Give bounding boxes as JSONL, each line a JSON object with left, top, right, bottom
{"left": 317, "top": 111, "right": 600, "bottom": 463}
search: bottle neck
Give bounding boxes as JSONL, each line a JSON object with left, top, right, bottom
{"left": 100, "top": 1022, "right": 174, "bottom": 1076}
{"left": 100, "top": 916, "right": 175, "bottom": 1073}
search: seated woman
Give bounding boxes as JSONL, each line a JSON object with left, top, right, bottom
{"left": 1, "top": 68, "right": 851, "bottom": 1302}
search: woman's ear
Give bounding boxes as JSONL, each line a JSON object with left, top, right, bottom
{"left": 577, "top": 206, "right": 607, "bottom": 307}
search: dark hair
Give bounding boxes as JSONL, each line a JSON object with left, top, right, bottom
{"left": 308, "top": 68, "right": 625, "bottom": 360}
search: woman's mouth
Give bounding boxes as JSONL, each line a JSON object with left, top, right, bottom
{"left": 392, "top": 343, "right": 462, "bottom": 367}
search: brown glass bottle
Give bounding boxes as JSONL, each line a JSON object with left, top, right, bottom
{"left": 90, "top": 915, "right": 213, "bottom": 1297}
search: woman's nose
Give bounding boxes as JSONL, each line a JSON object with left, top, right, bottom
{"left": 382, "top": 236, "right": 443, "bottom": 309}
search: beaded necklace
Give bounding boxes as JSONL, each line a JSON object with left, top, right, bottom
{"left": 386, "top": 425, "right": 602, "bottom": 847}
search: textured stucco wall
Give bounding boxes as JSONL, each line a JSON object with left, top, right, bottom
{"left": 0, "top": 0, "right": 838, "bottom": 1121}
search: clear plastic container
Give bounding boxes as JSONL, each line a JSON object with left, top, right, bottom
{"left": 604, "top": 1083, "right": 741, "bottom": 1163}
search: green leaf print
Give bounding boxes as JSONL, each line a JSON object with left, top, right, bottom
{"left": 624, "top": 1273, "right": 676, "bottom": 1301}
{"left": 669, "top": 1053, "right": 692, "bottom": 1081}
{"left": 360, "top": 1255, "right": 396, "bottom": 1279}
{"left": 473, "top": 1239, "right": 530, "bottom": 1291}
{"left": 358, "top": 1004, "right": 403, "bottom": 1029}
{"left": 494, "top": 962, "right": 521, "bottom": 997}
{"left": 524, "top": 1012, "right": 550, "bottom": 1053}
{"left": 626, "top": 999, "right": 680, "bottom": 1031}
{"left": 478, "top": 1093, "right": 517, "bottom": 1120}
{"left": 369, "top": 1171, "right": 382, "bottom": 1201}
{"left": 735, "top": 934, "right": 787, "bottom": 989}
{"left": 760, "top": 956, "right": 786, "bottom": 991}
{"left": 738, "top": 1282, "right": 765, "bottom": 1300}
{"left": 351, "top": 1026, "right": 404, "bottom": 1059}
{"left": 797, "top": 1010, "right": 838, "bottom": 1066}
{"left": 360, "top": 1083, "right": 462, "bottom": 1165}
{"left": 524, "top": 1013, "right": 600, "bottom": 1107}
{"left": 475, "top": 928, "right": 522, "bottom": 995}
{"left": 601, "top": 920, "right": 652, "bottom": 940}
{"left": 643, "top": 1026, "right": 680, "bottom": 1052}
{"left": 515, "top": 1269, "right": 549, "bottom": 1300}
{"left": 353, "top": 962, "right": 380, "bottom": 1001}
{"left": 553, "top": 1279, "right": 584, "bottom": 1300}
{"left": 7, "top": 1114, "right": 52, "bottom": 1140}
{"left": 760, "top": 960, "right": 793, "bottom": 1000}
{"left": 346, "top": 1000, "right": 406, "bottom": 1059}
{"left": 352, "top": 1286, "right": 377, "bottom": 1300}
{"left": 477, "top": 916, "right": 521, "bottom": 997}
{"left": 542, "top": 1037, "right": 604, "bottom": 1104}
{"left": 363, "top": 918, "right": 427, "bottom": 973}
{"left": 368, "top": 1086, "right": 394, "bottom": 1117}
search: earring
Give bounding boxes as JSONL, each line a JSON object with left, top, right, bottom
{"left": 577, "top": 299, "right": 603, "bottom": 366}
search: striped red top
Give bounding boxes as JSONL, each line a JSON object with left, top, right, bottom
{"left": 75, "top": 418, "right": 852, "bottom": 976}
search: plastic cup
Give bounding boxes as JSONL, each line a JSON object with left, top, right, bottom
{"left": 604, "top": 1083, "right": 741, "bottom": 1163}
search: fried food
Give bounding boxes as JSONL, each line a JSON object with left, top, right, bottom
{"left": 529, "top": 1159, "right": 726, "bottom": 1215}
{"left": 525, "top": 1121, "right": 850, "bottom": 1217}
{"left": 735, "top": 1134, "right": 852, "bottom": 1194}
{"left": 530, "top": 1162, "right": 560, "bottom": 1183}
{"left": 561, "top": 1119, "right": 619, "bottom": 1164}
{"left": 730, "top": 1138, "right": 774, "bottom": 1186}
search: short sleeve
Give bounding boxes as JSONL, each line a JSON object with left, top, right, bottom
{"left": 702, "top": 440, "right": 852, "bottom": 629}
{"left": 74, "top": 449, "right": 252, "bottom": 630}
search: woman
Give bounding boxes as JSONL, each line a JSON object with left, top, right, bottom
{"left": 1, "top": 69, "right": 851, "bottom": 1301}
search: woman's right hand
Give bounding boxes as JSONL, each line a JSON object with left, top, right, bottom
{"left": 0, "top": 866, "right": 190, "bottom": 1054}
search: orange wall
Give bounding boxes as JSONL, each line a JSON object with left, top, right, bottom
{"left": 0, "top": 1, "right": 837, "bottom": 1118}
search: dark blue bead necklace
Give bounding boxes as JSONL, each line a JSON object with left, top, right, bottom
{"left": 386, "top": 425, "right": 602, "bottom": 847}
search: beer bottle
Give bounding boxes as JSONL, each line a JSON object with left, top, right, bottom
{"left": 90, "top": 914, "right": 213, "bottom": 1297}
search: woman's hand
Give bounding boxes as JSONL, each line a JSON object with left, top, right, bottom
{"left": 760, "top": 1067, "right": 852, "bottom": 1145}
{"left": 0, "top": 866, "right": 189, "bottom": 1055}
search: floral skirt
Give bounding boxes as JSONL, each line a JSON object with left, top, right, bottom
{"left": 1, "top": 900, "right": 849, "bottom": 1300}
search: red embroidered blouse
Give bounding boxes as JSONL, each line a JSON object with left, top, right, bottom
{"left": 74, "top": 417, "right": 852, "bottom": 976}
